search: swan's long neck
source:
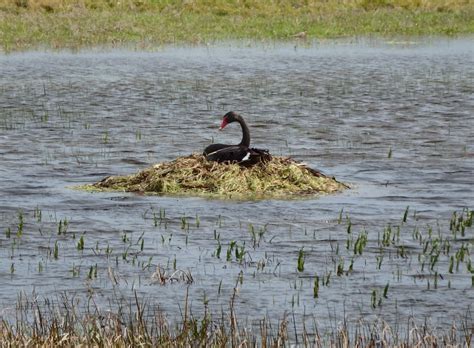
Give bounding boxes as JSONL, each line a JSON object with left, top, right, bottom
{"left": 237, "top": 117, "right": 250, "bottom": 147}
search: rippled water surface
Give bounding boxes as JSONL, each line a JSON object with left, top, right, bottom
{"left": 0, "top": 39, "right": 473, "bottom": 334}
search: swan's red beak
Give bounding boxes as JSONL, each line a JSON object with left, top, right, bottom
{"left": 219, "top": 117, "right": 229, "bottom": 130}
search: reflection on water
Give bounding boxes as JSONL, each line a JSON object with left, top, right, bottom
{"left": 0, "top": 39, "right": 473, "bottom": 333}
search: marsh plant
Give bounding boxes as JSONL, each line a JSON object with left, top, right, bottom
{"left": 0, "top": 291, "right": 472, "bottom": 347}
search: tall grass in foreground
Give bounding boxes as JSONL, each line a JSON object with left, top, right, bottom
{"left": 1, "top": 290, "right": 472, "bottom": 347}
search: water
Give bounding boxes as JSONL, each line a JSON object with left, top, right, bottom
{"left": 0, "top": 39, "right": 473, "bottom": 335}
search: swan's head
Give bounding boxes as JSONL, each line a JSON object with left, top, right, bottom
{"left": 219, "top": 111, "right": 239, "bottom": 130}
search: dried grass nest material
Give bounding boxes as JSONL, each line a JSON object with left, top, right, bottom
{"left": 84, "top": 154, "right": 348, "bottom": 199}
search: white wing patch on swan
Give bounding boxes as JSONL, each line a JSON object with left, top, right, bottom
{"left": 241, "top": 152, "right": 251, "bottom": 162}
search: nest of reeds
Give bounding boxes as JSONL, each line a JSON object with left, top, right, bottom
{"left": 80, "top": 154, "right": 348, "bottom": 199}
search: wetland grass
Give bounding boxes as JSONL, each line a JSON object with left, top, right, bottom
{"left": 1, "top": 201, "right": 472, "bottom": 346}
{"left": 1, "top": 0, "right": 473, "bottom": 51}
{"left": 79, "top": 154, "right": 348, "bottom": 199}
{"left": 0, "top": 291, "right": 471, "bottom": 347}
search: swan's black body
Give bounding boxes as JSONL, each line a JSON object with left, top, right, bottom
{"left": 203, "top": 112, "right": 271, "bottom": 165}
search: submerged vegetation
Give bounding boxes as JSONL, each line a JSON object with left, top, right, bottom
{"left": 1, "top": 0, "right": 473, "bottom": 51}
{"left": 80, "top": 154, "right": 347, "bottom": 199}
{"left": 1, "top": 205, "right": 472, "bottom": 345}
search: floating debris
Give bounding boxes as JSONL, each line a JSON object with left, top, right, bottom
{"left": 79, "top": 154, "right": 348, "bottom": 199}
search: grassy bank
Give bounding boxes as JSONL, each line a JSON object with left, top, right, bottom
{"left": 0, "top": 0, "right": 473, "bottom": 51}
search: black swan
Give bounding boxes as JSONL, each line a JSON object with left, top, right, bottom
{"left": 203, "top": 111, "right": 271, "bottom": 166}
